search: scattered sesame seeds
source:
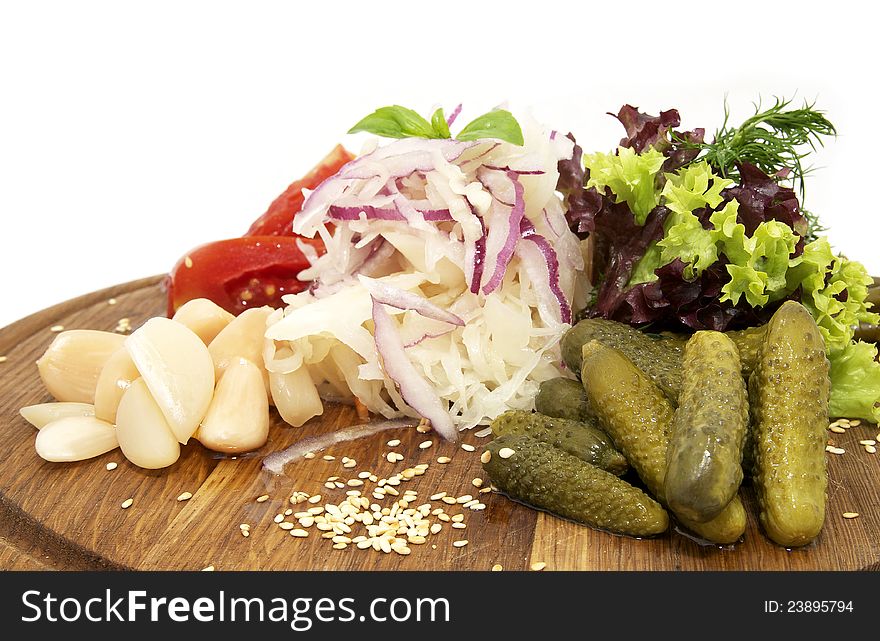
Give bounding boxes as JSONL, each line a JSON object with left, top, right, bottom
{"left": 825, "top": 446, "right": 846, "bottom": 455}
{"left": 105, "top": 462, "right": 117, "bottom": 471}
{"left": 456, "top": 495, "right": 473, "bottom": 504}
{"left": 461, "top": 443, "right": 475, "bottom": 452}
{"left": 430, "top": 523, "right": 442, "bottom": 535}
{"left": 121, "top": 498, "right": 133, "bottom": 509}
{"left": 308, "top": 494, "right": 322, "bottom": 504}
{"left": 114, "top": 318, "right": 132, "bottom": 333}
{"left": 184, "top": 255, "right": 193, "bottom": 268}
{"left": 530, "top": 562, "right": 546, "bottom": 571}
{"left": 850, "top": 420, "right": 861, "bottom": 427}
{"left": 480, "top": 451, "right": 491, "bottom": 464}
{"left": 177, "top": 492, "right": 193, "bottom": 502}
{"left": 498, "top": 447, "right": 516, "bottom": 459}
{"left": 279, "top": 522, "right": 295, "bottom": 531}
{"left": 323, "top": 455, "right": 336, "bottom": 461}
{"left": 50, "top": 325, "right": 64, "bottom": 333}
{"left": 241, "top": 530, "right": 250, "bottom": 538}
{"left": 304, "top": 452, "right": 316, "bottom": 459}
{"left": 201, "top": 565, "right": 215, "bottom": 571}
{"left": 416, "top": 419, "right": 432, "bottom": 433}
{"left": 239, "top": 524, "right": 251, "bottom": 531}
{"left": 472, "top": 478, "right": 483, "bottom": 488}
{"left": 419, "top": 440, "right": 433, "bottom": 450}
{"left": 430, "top": 492, "right": 447, "bottom": 500}
{"left": 386, "top": 439, "right": 401, "bottom": 447}
{"left": 491, "top": 564, "right": 503, "bottom": 571}
{"left": 256, "top": 494, "right": 270, "bottom": 503}
{"left": 842, "top": 512, "right": 860, "bottom": 519}
{"left": 829, "top": 426, "right": 846, "bottom": 434}
{"left": 452, "top": 522, "right": 467, "bottom": 530}
{"left": 442, "top": 496, "right": 457, "bottom": 505}
{"left": 107, "top": 298, "right": 118, "bottom": 305}
{"left": 437, "top": 456, "right": 452, "bottom": 464}
{"left": 866, "top": 445, "right": 877, "bottom": 454}
{"left": 452, "top": 540, "right": 469, "bottom": 548}
{"left": 274, "top": 514, "right": 285, "bottom": 523}
{"left": 386, "top": 452, "right": 404, "bottom": 463}
{"left": 290, "top": 529, "right": 309, "bottom": 538}
{"left": 859, "top": 440, "right": 876, "bottom": 446}
{"left": 343, "top": 460, "right": 357, "bottom": 469}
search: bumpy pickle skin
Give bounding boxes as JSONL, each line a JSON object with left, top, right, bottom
{"left": 727, "top": 325, "right": 767, "bottom": 377}
{"left": 535, "top": 377, "right": 594, "bottom": 422}
{"left": 749, "top": 301, "right": 829, "bottom": 548}
{"left": 562, "top": 318, "right": 685, "bottom": 403}
{"left": 580, "top": 340, "right": 746, "bottom": 545}
{"left": 491, "top": 410, "right": 628, "bottom": 476}
{"left": 482, "top": 434, "right": 669, "bottom": 537}
{"left": 664, "top": 331, "right": 749, "bottom": 523}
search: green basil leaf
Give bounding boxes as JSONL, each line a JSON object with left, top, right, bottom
{"left": 456, "top": 109, "right": 524, "bottom": 146}
{"left": 431, "top": 108, "right": 451, "bottom": 139}
{"left": 347, "top": 106, "right": 437, "bottom": 139}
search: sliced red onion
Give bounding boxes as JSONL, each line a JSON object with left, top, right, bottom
{"left": 360, "top": 276, "right": 464, "bottom": 326}
{"left": 520, "top": 219, "right": 572, "bottom": 324}
{"left": 483, "top": 165, "right": 546, "bottom": 176}
{"left": 328, "top": 204, "right": 453, "bottom": 222}
{"left": 464, "top": 211, "right": 487, "bottom": 294}
{"left": 354, "top": 239, "right": 398, "bottom": 278}
{"left": 404, "top": 328, "right": 455, "bottom": 348}
{"left": 550, "top": 130, "right": 557, "bottom": 140}
{"left": 481, "top": 171, "right": 525, "bottom": 294}
{"left": 263, "top": 418, "right": 417, "bottom": 474}
{"left": 446, "top": 104, "right": 462, "bottom": 127}
{"left": 371, "top": 297, "right": 457, "bottom": 441}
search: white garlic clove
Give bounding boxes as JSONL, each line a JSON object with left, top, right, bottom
{"left": 172, "top": 298, "right": 234, "bottom": 345}
{"left": 37, "top": 330, "right": 126, "bottom": 403}
{"left": 20, "top": 402, "right": 95, "bottom": 430}
{"left": 124, "top": 317, "right": 214, "bottom": 444}
{"left": 270, "top": 366, "right": 323, "bottom": 428}
{"left": 115, "top": 378, "right": 181, "bottom": 469}
{"left": 94, "top": 347, "right": 140, "bottom": 423}
{"left": 197, "top": 358, "right": 269, "bottom": 454}
{"left": 35, "top": 415, "right": 118, "bottom": 462}
{"left": 208, "top": 306, "right": 272, "bottom": 393}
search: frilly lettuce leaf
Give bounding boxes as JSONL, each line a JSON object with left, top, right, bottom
{"left": 628, "top": 241, "right": 663, "bottom": 286}
{"left": 828, "top": 341, "right": 880, "bottom": 423}
{"left": 584, "top": 146, "right": 665, "bottom": 224}
{"left": 657, "top": 211, "right": 717, "bottom": 279}
{"left": 662, "top": 161, "right": 733, "bottom": 216}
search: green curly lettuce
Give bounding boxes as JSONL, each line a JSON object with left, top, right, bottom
{"left": 584, "top": 146, "right": 665, "bottom": 224}
{"left": 828, "top": 342, "right": 880, "bottom": 423}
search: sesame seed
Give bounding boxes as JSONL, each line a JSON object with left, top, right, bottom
{"left": 442, "top": 496, "right": 457, "bottom": 505}
{"left": 348, "top": 479, "right": 364, "bottom": 487}
{"left": 842, "top": 512, "right": 859, "bottom": 519}
{"left": 121, "top": 498, "right": 133, "bottom": 509}
{"left": 479, "top": 486, "right": 492, "bottom": 494}
{"left": 491, "top": 564, "right": 503, "bottom": 572}
{"left": 201, "top": 565, "right": 214, "bottom": 571}
{"left": 274, "top": 514, "right": 285, "bottom": 523}
{"left": 335, "top": 482, "right": 345, "bottom": 489}
{"left": 419, "top": 440, "right": 433, "bottom": 450}
{"left": 438, "top": 513, "right": 451, "bottom": 522}
{"left": 530, "top": 562, "right": 546, "bottom": 571}
{"left": 850, "top": 420, "right": 861, "bottom": 427}
{"left": 480, "top": 451, "right": 491, "bottom": 464}
{"left": 498, "top": 447, "right": 515, "bottom": 459}
{"left": 430, "top": 523, "right": 442, "bottom": 535}
{"left": 472, "top": 478, "right": 483, "bottom": 488}
{"left": 456, "top": 495, "right": 473, "bottom": 504}
{"left": 358, "top": 471, "right": 372, "bottom": 479}
{"left": 343, "top": 460, "right": 357, "bottom": 469}
{"left": 241, "top": 530, "right": 250, "bottom": 538}
{"left": 437, "top": 456, "right": 452, "bottom": 464}
{"left": 177, "top": 492, "right": 193, "bottom": 502}
{"left": 304, "top": 452, "right": 316, "bottom": 459}
{"left": 239, "top": 523, "right": 250, "bottom": 530}
{"left": 290, "top": 529, "right": 309, "bottom": 538}
{"left": 279, "top": 522, "right": 295, "bottom": 530}
{"left": 323, "top": 455, "right": 336, "bottom": 461}
{"left": 866, "top": 445, "right": 877, "bottom": 454}
{"left": 825, "top": 446, "right": 846, "bottom": 454}
{"left": 416, "top": 420, "right": 432, "bottom": 433}
{"left": 50, "top": 325, "right": 64, "bottom": 333}
{"left": 829, "top": 426, "right": 846, "bottom": 434}
{"left": 387, "top": 439, "right": 401, "bottom": 447}
{"left": 859, "top": 440, "right": 876, "bottom": 446}
{"left": 461, "top": 443, "right": 476, "bottom": 452}
{"left": 308, "top": 494, "right": 322, "bottom": 504}
{"left": 256, "top": 494, "right": 269, "bottom": 503}
{"left": 105, "top": 462, "right": 117, "bottom": 471}
{"left": 0, "top": 356, "right": 7, "bottom": 363}
{"left": 452, "top": 540, "right": 469, "bottom": 548}
{"left": 430, "top": 492, "right": 447, "bottom": 501}
{"left": 308, "top": 506, "right": 324, "bottom": 515}
{"left": 451, "top": 513, "right": 464, "bottom": 522}
{"left": 184, "top": 255, "right": 193, "bottom": 268}
{"left": 452, "top": 522, "right": 467, "bottom": 529}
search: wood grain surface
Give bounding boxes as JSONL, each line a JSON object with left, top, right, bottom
{"left": 1, "top": 277, "right": 878, "bottom": 571}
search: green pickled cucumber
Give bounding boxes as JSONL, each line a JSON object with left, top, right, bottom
{"left": 535, "top": 377, "right": 593, "bottom": 422}
{"left": 749, "top": 301, "right": 829, "bottom": 547}
{"left": 491, "top": 410, "right": 628, "bottom": 476}
{"left": 664, "top": 331, "right": 749, "bottom": 523}
{"left": 727, "top": 325, "right": 767, "bottom": 377}
{"left": 482, "top": 434, "right": 669, "bottom": 537}
{"left": 581, "top": 340, "right": 746, "bottom": 545}
{"left": 563, "top": 318, "right": 685, "bottom": 403}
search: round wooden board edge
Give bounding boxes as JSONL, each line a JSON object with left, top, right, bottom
{"left": 0, "top": 275, "right": 165, "bottom": 571}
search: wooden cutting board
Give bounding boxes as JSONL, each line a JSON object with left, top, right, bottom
{"left": 1, "top": 276, "right": 878, "bottom": 571}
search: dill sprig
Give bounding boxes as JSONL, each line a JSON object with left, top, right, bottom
{"left": 677, "top": 96, "right": 836, "bottom": 240}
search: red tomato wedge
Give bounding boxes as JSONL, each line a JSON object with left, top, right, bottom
{"left": 165, "top": 236, "right": 323, "bottom": 317}
{"left": 245, "top": 144, "right": 354, "bottom": 236}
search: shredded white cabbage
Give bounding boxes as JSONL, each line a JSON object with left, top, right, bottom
{"left": 264, "top": 116, "right": 588, "bottom": 430}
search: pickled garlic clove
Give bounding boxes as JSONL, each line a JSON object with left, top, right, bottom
{"left": 94, "top": 347, "right": 140, "bottom": 423}
{"left": 197, "top": 358, "right": 269, "bottom": 454}
{"left": 35, "top": 415, "right": 118, "bottom": 462}
{"left": 37, "top": 330, "right": 126, "bottom": 403}
{"left": 115, "top": 378, "right": 181, "bottom": 469}
{"left": 20, "top": 402, "right": 95, "bottom": 430}
{"left": 172, "top": 298, "right": 235, "bottom": 345}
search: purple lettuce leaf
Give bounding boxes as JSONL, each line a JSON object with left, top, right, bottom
{"left": 721, "top": 162, "right": 808, "bottom": 237}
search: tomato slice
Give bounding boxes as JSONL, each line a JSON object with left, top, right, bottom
{"left": 165, "top": 236, "right": 323, "bottom": 316}
{"left": 245, "top": 144, "right": 354, "bottom": 236}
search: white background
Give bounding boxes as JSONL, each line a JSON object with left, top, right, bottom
{"left": 1, "top": 0, "right": 878, "bottom": 328}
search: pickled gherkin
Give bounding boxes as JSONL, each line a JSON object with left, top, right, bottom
{"left": 482, "top": 434, "right": 669, "bottom": 537}
{"left": 535, "top": 377, "right": 593, "bottom": 422}
{"left": 562, "top": 318, "right": 685, "bottom": 402}
{"left": 581, "top": 340, "right": 747, "bottom": 545}
{"left": 749, "top": 301, "right": 829, "bottom": 547}
{"left": 491, "top": 410, "right": 628, "bottom": 476}
{"left": 727, "top": 325, "right": 767, "bottom": 377}
{"left": 665, "top": 331, "right": 749, "bottom": 523}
